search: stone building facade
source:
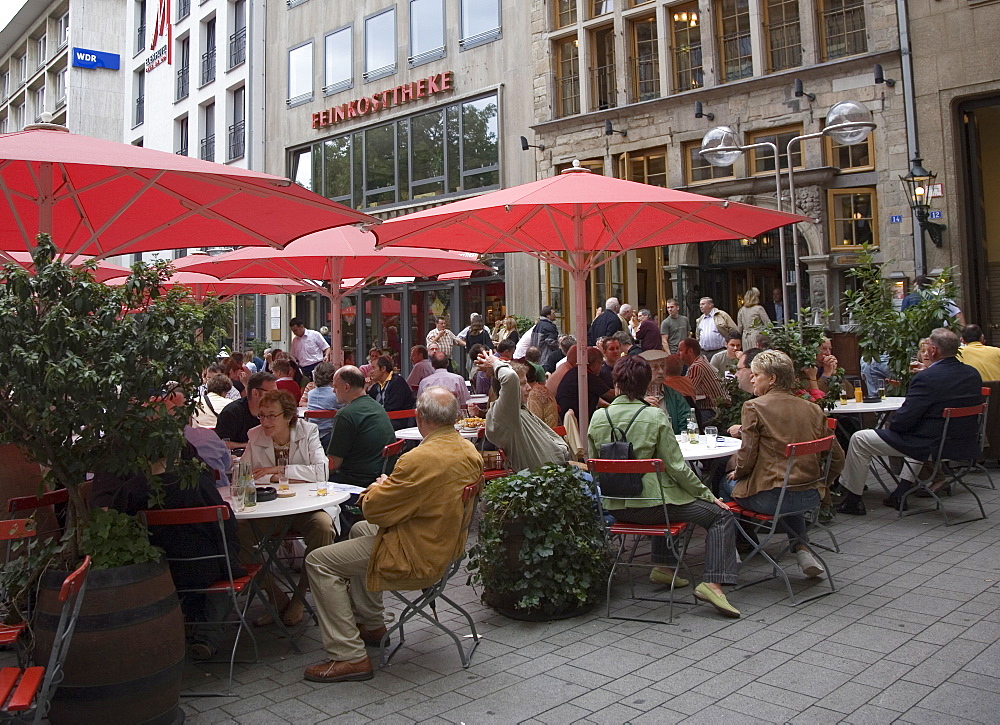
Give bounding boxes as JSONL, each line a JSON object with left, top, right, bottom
{"left": 522, "top": 0, "right": 915, "bottom": 330}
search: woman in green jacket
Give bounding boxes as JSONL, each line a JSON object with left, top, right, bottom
{"left": 587, "top": 355, "right": 741, "bottom": 618}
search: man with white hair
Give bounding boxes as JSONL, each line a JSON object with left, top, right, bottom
{"left": 695, "top": 297, "right": 736, "bottom": 359}
{"left": 588, "top": 297, "right": 623, "bottom": 345}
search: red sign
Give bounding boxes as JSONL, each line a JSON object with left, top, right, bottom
{"left": 150, "top": 0, "right": 172, "bottom": 64}
{"left": 311, "top": 71, "right": 454, "bottom": 130}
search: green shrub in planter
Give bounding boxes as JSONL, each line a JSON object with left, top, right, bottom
{"left": 468, "top": 464, "right": 610, "bottom": 618}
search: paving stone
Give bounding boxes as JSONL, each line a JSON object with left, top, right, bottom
{"left": 567, "top": 687, "right": 626, "bottom": 713}
{"left": 788, "top": 705, "right": 850, "bottom": 724}
{"left": 455, "top": 671, "right": 523, "bottom": 698}
{"left": 535, "top": 702, "right": 592, "bottom": 724}
{"left": 867, "top": 679, "right": 934, "bottom": 712}
{"left": 883, "top": 640, "right": 941, "bottom": 666}
{"left": 545, "top": 663, "right": 612, "bottom": 689}
{"left": 730, "top": 648, "right": 793, "bottom": 675}
{"left": 568, "top": 647, "right": 656, "bottom": 678}
{"left": 263, "top": 700, "right": 328, "bottom": 724}
{"left": 627, "top": 706, "right": 689, "bottom": 724}
{"left": 851, "top": 660, "right": 914, "bottom": 688}
{"left": 843, "top": 703, "right": 907, "bottom": 724}
{"left": 897, "top": 705, "right": 985, "bottom": 725}
{"left": 947, "top": 669, "right": 1000, "bottom": 693}
{"left": 758, "top": 659, "right": 852, "bottom": 698}
{"left": 828, "top": 622, "right": 913, "bottom": 654}
{"left": 658, "top": 691, "right": 718, "bottom": 716}
{"left": 580, "top": 702, "right": 645, "bottom": 723}
{"left": 395, "top": 691, "right": 473, "bottom": 722}
{"left": 601, "top": 673, "right": 656, "bottom": 697}
{"left": 732, "top": 681, "right": 816, "bottom": 711}
{"left": 648, "top": 666, "right": 717, "bottom": 695}
{"left": 439, "top": 673, "right": 587, "bottom": 724}
{"left": 813, "top": 681, "right": 881, "bottom": 714}
{"left": 713, "top": 692, "right": 804, "bottom": 723}
{"left": 911, "top": 680, "right": 1000, "bottom": 721}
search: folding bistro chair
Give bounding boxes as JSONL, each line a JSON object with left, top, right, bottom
{"left": 379, "top": 479, "right": 482, "bottom": 669}
{"left": 805, "top": 419, "right": 842, "bottom": 554}
{"left": 1, "top": 555, "right": 90, "bottom": 725}
{"left": 0, "top": 520, "right": 36, "bottom": 663}
{"left": 303, "top": 409, "right": 337, "bottom": 421}
{"left": 586, "top": 458, "right": 694, "bottom": 625}
{"left": 958, "top": 387, "right": 995, "bottom": 490}
{"left": 386, "top": 408, "right": 417, "bottom": 423}
{"left": 728, "top": 434, "right": 838, "bottom": 606}
{"left": 7, "top": 489, "right": 69, "bottom": 543}
{"left": 138, "top": 505, "right": 277, "bottom": 697}
{"left": 893, "top": 402, "right": 989, "bottom": 525}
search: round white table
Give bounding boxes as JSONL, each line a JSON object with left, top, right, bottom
{"left": 395, "top": 426, "right": 482, "bottom": 441}
{"left": 829, "top": 396, "right": 905, "bottom": 415}
{"left": 225, "top": 482, "right": 349, "bottom": 519}
{"left": 468, "top": 394, "right": 489, "bottom": 406}
{"left": 676, "top": 435, "right": 742, "bottom": 462}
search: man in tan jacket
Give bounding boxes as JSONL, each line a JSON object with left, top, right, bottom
{"left": 303, "top": 387, "right": 483, "bottom": 683}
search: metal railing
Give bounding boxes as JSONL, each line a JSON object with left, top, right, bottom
{"left": 135, "top": 23, "right": 145, "bottom": 54}
{"left": 201, "top": 48, "right": 216, "bottom": 85}
{"left": 227, "top": 121, "right": 245, "bottom": 160}
{"left": 590, "top": 63, "right": 617, "bottom": 111}
{"left": 199, "top": 134, "right": 215, "bottom": 161}
{"left": 632, "top": 56, "right": 660, "bottom": 102}
{"left": 556, "top": 73, "right": 580, "bottom": 117}
{"left": 228, "top": 27, "right": 246, "bottom": 69}
{"left": 134, "top": 95, "right": 144, "bottom": 126}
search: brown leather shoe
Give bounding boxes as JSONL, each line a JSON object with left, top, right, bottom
{"left": 303, "top": 657, "right": 373, "bottom": 683}
{"left": 358, "top": 625, "right": 389, "bottom": 647}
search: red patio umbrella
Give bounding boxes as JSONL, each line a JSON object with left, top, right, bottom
{"left": 375, "top": 164, "right": 811, "bottom": 439}
{"left": 1, "top": 251, "right": 130, "bottom": 282}
{"left": 178, "top": 225, "right": 490, "bottom": 363}
{"left": 0, "top": 124, "right": 374, "bottom": 259}
{"left": 105, "top": 270, "right": 316, "bottom": 300}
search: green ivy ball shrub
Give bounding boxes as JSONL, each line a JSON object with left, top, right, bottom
{"left": 468, "top": 464, "right": 610, "bottom": 618}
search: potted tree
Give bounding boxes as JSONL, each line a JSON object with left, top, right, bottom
{"left": 468, "top": 464, "right": 610, "bottom": 620}
{"left": 0, "top": 234, "right": 230, "bottom": 724}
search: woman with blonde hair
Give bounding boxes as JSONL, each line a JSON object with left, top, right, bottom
{"left": 493, "top": 315, "right": 520, "bottom": 345}
{"left": 737, "top": 286, "right": 770, "bottom": 350}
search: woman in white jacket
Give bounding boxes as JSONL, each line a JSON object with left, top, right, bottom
{"left": 242, "top": 389, "right": 332, "bottom": 626}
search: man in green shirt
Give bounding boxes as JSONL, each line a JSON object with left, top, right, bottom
{"left": 328, "top": 366, "right": 397, "bottom": 485}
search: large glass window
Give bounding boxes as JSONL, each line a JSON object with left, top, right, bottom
{"left": 716, "top": 0, "right": 752, "bottom": 82}
{"left": 324, "top": 26, "right": 352, "bottom": 93}
{"left": 617, "top": 148, "right": 666, "bottom": 187}
{"left": 461, "top": 0, "right": 501, "bottom": 47}
{"left": 365, "top": 9, "right": 396, "bottom": 80}
{"left": 591, "top": 26, "right": 616, "bottom": 111}
{"left": 684, "top": 141, "right": 733, "bottom": 183}
{"left": 287, "top": 41, "right": 313, "bottom": 106}
{"left": 670, "top": 4, "right": 702, "bottom": 92}
{"left": 825, "top": 132, "right": 874, "bottom": 172}
{"left": 554, "top": 0, "right": 576, "bottom": 29}
{"left": 294, "top": 93, "right": 499, "bottom": 210}
{"left": 631, "top": 16, "right": 659, "bottom": 102}
{"left": 410, "top": 0, "right": 445, "bottom": 65}
{"left": 820, "top": 0, "right": 867, "bottom": 60}
{"left": 749, "top": 126, "right": 803, "bottom": 174}
{"left": 829, "top": 189, "right": 876, "bottom": 247}
{"left": 591, "top": 0, "right": 613, "bottom": 18}
{"left": 555, "top": 37, "right": 580, "bottom": 118}
{"left": 765, "top": 0, "right": 801, "bottom": 72}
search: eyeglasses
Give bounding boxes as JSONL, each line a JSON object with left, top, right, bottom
{"left": 259, "top": 413, "right": 285, "bottom": 421}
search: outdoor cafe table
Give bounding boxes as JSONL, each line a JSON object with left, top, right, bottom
{"left": 830, "top": 396, "right": 906, "bottom": 492}
{"left": 224, "top": 483, "right": 350, "bottom": 647}
{"left": 395, "top": 426, "right": 483, "bottom": 441}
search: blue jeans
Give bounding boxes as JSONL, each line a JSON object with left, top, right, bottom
{"left": 723, "top": 479, "right": 819, "bottom": 547}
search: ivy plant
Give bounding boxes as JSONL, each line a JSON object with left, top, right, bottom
{"left": 78, "top": 509, "right": 163, "bottom": 571}
{"left": 468, "top": 464, "right": 610, "bottom": 616}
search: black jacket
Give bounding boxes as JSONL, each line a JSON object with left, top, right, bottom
{"left": 369, "top": 374, "right": 416, "bottom": 430}
{"left": 588, "top": 309, "right": 622, "bottom": 346}
{"left": 532, "top": 318, "right": 560, "bottom": 368}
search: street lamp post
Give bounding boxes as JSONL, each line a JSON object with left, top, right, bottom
{"left": 900, "top": 156, "right": 945, "bottom": 249}
{"left": 700, "top": 129, "right": 790, "bottom": 321}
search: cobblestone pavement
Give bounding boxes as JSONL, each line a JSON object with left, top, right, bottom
{"left": 171, "top": 469, "right": 1000, "bottom": 724}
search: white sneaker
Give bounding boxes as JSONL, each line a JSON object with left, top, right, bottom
{"left": 796, "top": 549, "right": 824, "bottom": 578}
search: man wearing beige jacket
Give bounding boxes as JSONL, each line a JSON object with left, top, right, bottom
{"left": 303, "top": 387, "right": 483, "bottom": 683}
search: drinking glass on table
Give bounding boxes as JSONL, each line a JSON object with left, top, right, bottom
{"left": 704, "top": 426, "right": 718, "bottom": 448}
{"left": 277, "top": 465, "right": 290, "bottom": 492}
{"left": 877, "top": 380, "right": 887, "bottom": 400}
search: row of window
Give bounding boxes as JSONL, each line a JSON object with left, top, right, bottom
{"left": 287, "top": 0, "right": 500, "bottom": 106}
{"left": 0, "top": 11, "right": 69, "bottom": 102}
{"left": 288, "top": 93, "right": 499, "bottom": 210}
{"left": 171, "top": 87, "right": 246, "bottom": 162}
{"left": 552, "top": 0, "right": 867, "bottom": 115}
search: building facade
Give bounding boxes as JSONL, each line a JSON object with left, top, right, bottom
{"left": 262, "top": 0, "right": 539, "bottom": 367}
{"left": 0, "top": 0, "right": 124, "bottom": 140}
{"left": 526, "top": 0, "right": 912, "bottom": 332}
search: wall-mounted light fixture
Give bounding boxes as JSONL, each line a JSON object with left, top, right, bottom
{"left": 694, "top": 101, "right": 714, "bottom": 121}
{"left": 793, "top": 78, "right": 815, "bottom": 102}
{"left": 519, "top": 135, "right": 545, "bottom": 152}
{"left": 900, "top": 156, "right": 946, "bottom": 247}
{"left": 873, "top": 64, "right": 896, "bottom": 87}
{"left": 604, "top": 120, "right": 627, "bottom": 137}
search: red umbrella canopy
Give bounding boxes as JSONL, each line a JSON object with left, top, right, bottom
{"left": 373, "top": 165, "right": 810, "bottom": 267}
{"left": 0, "top": 126, "right": 375, "bottom": 259}
{"left": 104, "top": 270, "right": 317, "bottom": 299}
{"left": 176, "top": 225, "right": 489, "bottom": 283}
{"left": 1, "top": 250, "right": 130, "bottom": 282}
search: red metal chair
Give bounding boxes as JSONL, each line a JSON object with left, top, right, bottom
{"left": 894, "top": 403, "right": 989, "bottom": 525}
{"left": 0, "top": 555, "right": 90, "bottom": 725}
{"left": 386, "top": 408, "right": 416, "bottom": 421}
{"left": 303, "top": 409, "right": 337, "bottom": 420}
{"left": 379, "top": 479, "right": 482, "bottom": 669}
{"left": 727, "top": 434, "right": 838, "bottom": 605}
{"left": 586, "top": 458, "right": 693, "bottom": 624}
{"left": 962, "top": 387, "right": 995, "bottom": 490}
{"left": 381, "top": 439, "right": 405, "bottom": 477}
{"left": 138, "top": 505, "right": 273, "bottom": 697}
{"left": 0, "top": 520, "right": 36, "bottom": 657}
{"left": 552, "top": 425, "right": 567, "bottom": 437}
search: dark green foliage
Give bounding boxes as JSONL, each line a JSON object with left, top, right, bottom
{"left": 468, "top": 464, "right": 610, "bottom": 615}
{"left": 711, "top": 375, "right": 753, "bottom": 431}
{"left": 844, "top": 245, "right": 959, "bottom": 393}
{"left": 512, "top": 314, "right": 534, "bottom": 334}
{"left": 764, "top": 314, "right": 843, "bottom": 410}
{"left": 78, "top": 509, "right": 162, "bottom": 570}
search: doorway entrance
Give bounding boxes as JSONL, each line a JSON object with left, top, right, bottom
{"left": 960, "top": 96, "right": 1000, "bottom": 344}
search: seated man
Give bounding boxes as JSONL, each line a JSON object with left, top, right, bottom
{"left": 556, "top": 346, "right": 614, "bottom": 422}
{"left": 709, "top": 333, "right": 742, "bottom": 378}
{"left": 328, "top": 366, "right": 398, "bottom": 486}
{"left": 679, "top": 338, "right": 729, "bottom": 427}
{"left": 303, "top": 387, "right": 484, "bottom": 683}
{"left": 837, "top": 328, "right": 983, "bottom": 515}
{"left": 522, "top": 345, "right": 547, "bottom": 384}
{"left": 111, "top": 443, "right": 244, "bottom": 661}
{"left": 958, "top": 324, "right": 1000, "bottom": 382}
{"left": 271, "top": 359, "right": 302, "bottom": 402}
{"left": 214, "top": 372, "right": 277, "bottom": 449}
{"left": 478, "top": 352, "right": 570, "bottom": 470}
{"left": 404, "top": 345, "right": 434, "bottom": 390}
{"left": 368, "top": 355, "right": 415, "bottom": 430}
{"left": 417, "top": 352, "right": 470, "bottom": 408}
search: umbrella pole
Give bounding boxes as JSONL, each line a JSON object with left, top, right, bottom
{"left": 329, "top": 257, "right": 344, "bottom": 366}
{"left": 571, "top": 263, "right": 590, "bottom": 446}
{"left": 39, "top": 161, "right": 53, "bottom": 240}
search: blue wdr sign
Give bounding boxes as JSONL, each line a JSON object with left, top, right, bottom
{"left": 71, "top": 48, "right": 120, "bottom": 70}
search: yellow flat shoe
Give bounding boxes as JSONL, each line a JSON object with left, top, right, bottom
{"left": 649, "top": 567, "right": 690, "bottom": 589}
{"left": 694, "top": 583, "right": 741, "bottom": 618}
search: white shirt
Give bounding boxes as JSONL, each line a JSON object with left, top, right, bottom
{"left": 291, "top": 328, "right": 330, "bottom": 367}
{"left": 514, "top": 325, "right": 535, "bottom": 359}
{"left": 697, "top": 313, "right": 725, "bottom": 351}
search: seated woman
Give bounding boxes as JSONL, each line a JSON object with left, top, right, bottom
{"left": 525, "top": 362, "right": 559, "bottom": 429}
{"left": 304, "top": 362, "right": 344, "bottom": 449}
{"left": 478, "top": 352, "right": 569, "bottom": 471}
{"left": 587, "top": 355, "right": 741, "bottom": 619}
{"left": 240, "top": 389, "right": 333, "bottom": 626}
{"left": 725, "top": 350, "right": 845, "bottom": 578}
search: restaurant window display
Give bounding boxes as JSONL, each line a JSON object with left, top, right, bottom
{"left": 288, "top": 93, "right": 499, "bottom": 210}
{"left": 411, "top": 287, "right": 453, "bottom": 353}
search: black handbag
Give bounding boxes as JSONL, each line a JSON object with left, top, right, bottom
{"left": 597, "top": 406, "right": 647, "bottom": 497}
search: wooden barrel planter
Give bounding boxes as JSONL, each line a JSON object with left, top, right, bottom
{"left": 34, "top": 558, "right": 185, "bottom": 725}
